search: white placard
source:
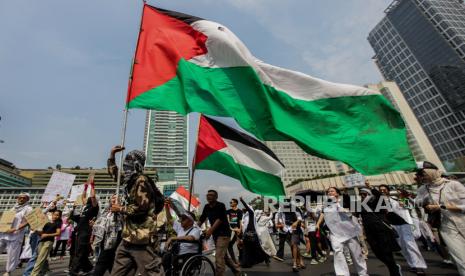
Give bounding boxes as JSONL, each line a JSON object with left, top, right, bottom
{"left": 68, "top": 184, "right": 85, "bottom": 202}
{"left": 42, "top": 171, "right": 75, "bottom": 202}
{"left": 344, "top": 173, "right": 365, "bottom": 188}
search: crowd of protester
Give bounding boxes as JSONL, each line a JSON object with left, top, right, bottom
{"left": 0, "top": 150, "right": 464, "bottom": 276}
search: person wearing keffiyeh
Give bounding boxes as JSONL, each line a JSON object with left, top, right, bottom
{"left": 107, "top": 145, "right": 165, "bottom": 276}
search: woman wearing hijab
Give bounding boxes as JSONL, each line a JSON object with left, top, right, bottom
{"left": 316, "top": 187, "right": 368, "bottom": 276}
{"left": 415, "top": 161, "right": 465, "bottom": 276}
{"left": 0, "top": 193, "right": 33, "bottom": 276}
{"left": 254, "top": 210, "right": 278, "bottom": 259}
{"left": 239, "top": 197, "right": 269, "bottom": 268}
{"left": 358, "top": 182, "right": 402, "bottom": 276}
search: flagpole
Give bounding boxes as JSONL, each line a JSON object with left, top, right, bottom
{"left": 188, "top": 114, "right": 202, "bottom": 211}
{"left": 115, "top": 109, "right": 128, "bottom": 198}
{"left": 116, "top": 0, "right": 147, "bottom": 198}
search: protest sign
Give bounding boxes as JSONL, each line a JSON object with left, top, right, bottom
{"left": 42, "top": 171, "right": 75, "bottom": 202}
{"left": 68, "top": 184, "right": 85, "bottom": 202}
{"left": 344, "top": 173, "right": 366, "bottom": 188}
{"left": 25, "top": 208, "right": 49, "bottom": 231}
{"left": 0, "top": 210, "right": 16, "bottom": 232}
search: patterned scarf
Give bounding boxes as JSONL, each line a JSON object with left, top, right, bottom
{"left": 122, "top": 150, "right": 146, "bottom": 183}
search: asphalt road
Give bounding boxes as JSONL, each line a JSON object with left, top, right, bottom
{"left": 0, "top": 246, "right": 460, "bottom": 276}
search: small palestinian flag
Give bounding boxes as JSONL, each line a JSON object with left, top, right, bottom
{"left": 126, "top": 4, "right": 415, "bottom": 175}
{"left": 194, "top": 115, "right": 285, "bottom": 198}
{"left": 170, "top": 186, "right": 200, "bottom": 212}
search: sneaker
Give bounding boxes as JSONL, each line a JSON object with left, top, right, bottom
{"left": 396, "top": 264, "right": 403, "bottom": 276}
{"left": 302, "top": 252, "right": 312, "bottom": 258}
{"left": 272, "top": 255, "right": 284, "bottom": 262}
{"left": 310, "top": 259, "right": 319, "bottom": 265}
{"left": 317, "top": 257, "right": 326, "bottom": 263}
{"left": 443, "top": 259, "right": 453, "bottom": 265}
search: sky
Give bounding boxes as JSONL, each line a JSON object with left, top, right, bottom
{"left": 0, "top": 0, "right": 391, "bottom": 203}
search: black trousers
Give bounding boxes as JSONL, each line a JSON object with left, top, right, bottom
{"left": 371, "top": 244, "right": 401, "bottom": 276}
{"left": 227, "top": 233, "right": 239, "bottom": 263}
{"left": 52, "top": 240, "right": 67, "bottom": 257}
{"left": 307, "top": 231, "right": 324, "bottom": 259}
{"left": 276, "top": 232, "right": 291, "bottom": 259}
{"left": 93, "top": 248, "right": 117, "bottom": 276}
{"left": 70, "top": 234, "right": 93, "bottom": 275}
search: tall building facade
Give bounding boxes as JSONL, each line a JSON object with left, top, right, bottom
{"left": 367, "top": 82, "right": 445, "bottom": 170}
{"left": 265, "top": 141, "right": 338, "bottom": 186}
{"left": 143, "top": 110, "right": 189, "bottom": 188}
{"left": 368, "top": 0, "right": 465, "bottom": 171}
{"left": 0, "top": 159, "right": 31, "bottom": 187}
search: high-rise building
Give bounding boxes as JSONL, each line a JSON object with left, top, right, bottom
{"left": 143, "top": 110, "right": 189, "bottom": 189}
{"left": 265, "top": 141, "right": 338, "bottom": 187}
{"left": 0, "top": 159, "right": 31, "bottom": 187}
{"left": 366, "top": 81, "right": 445, "bottom": 170}
{"left": 368, "top": 0, "right": 465, "bottom": 171}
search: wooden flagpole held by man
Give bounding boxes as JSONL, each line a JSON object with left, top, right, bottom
{"left": 115, "top": 0, "right": 147, "bottom": 198}
{"left": 187, "top": 114, "right": 201, "bottom": 211}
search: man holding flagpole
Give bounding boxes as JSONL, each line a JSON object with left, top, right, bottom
{"left": 107, "top": 146, "right": 165, "bottom": 276}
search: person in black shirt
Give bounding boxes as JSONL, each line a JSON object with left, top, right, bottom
{"left": 69, "top": 182, "right": 99, "bottom": 276}
{"left": 30, "top": 210, "right": 62, "bottom": 276}
{"left": 226, "top": 198, "right": 243, "bottom": 265}
{"left": 198, "top": 190, "right": 241, "bottom": 276}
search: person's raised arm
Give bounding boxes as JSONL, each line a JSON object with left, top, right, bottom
{"left": 240, "top": 197, "right": 253, "bottom": 216}
{"left": 107, "top": 145, "right": 125, "bottom": 181}
{"left": 164, "top": 198, "right": 173, "bottom": 225}
{"left": 89, "top": 177, "right": 98, "bottom": 208}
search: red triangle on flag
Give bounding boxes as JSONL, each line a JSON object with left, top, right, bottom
{"left": 195, "top": 115, "right": 227, "bottom": 166}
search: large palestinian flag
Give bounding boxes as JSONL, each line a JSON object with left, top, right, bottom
{"left": 126, "top": 4, "right": 416, "bottom": 175}
{"left": 194, "top": 115, "right": 285, "bottom": 198}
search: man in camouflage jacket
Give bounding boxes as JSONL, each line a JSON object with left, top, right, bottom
{"left": 107, "top": 146, "right": 165, "bottom": 276}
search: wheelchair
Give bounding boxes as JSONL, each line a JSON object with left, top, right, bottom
{"left": 163, "top": 235, "right": 216, "bottom": 276}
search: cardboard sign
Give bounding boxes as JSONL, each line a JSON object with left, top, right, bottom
{"left": 42, "top": 171, "right": 76, "bottom": 202}
{"left": 68, "top": 184, "right": 85, "bottom": 202}
{"left": 0, "top": 210, "right": 16, "bottom": 232}
{"left": 25, "top": 208, "right": 49, "bottom": 231}
{"left": 344, "top": 173, "right": 366, "bottom": 188}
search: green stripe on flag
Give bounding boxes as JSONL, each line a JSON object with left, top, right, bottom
{"left": 195, "top": 150, "right": 286, "bottom": 197}
{"left": 128, "top": 58, "right": 415, "bottom": 175}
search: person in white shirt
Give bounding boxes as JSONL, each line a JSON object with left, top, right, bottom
{"left": 0, "top": 192, "right": 33, "bottom": 276}
{"left": 379, "top": 184, "right": 427, "bottom": 275}
{"left": 164, "top": 199, "right": 201, "bottom": 271}
{"left": 316, "top": 187, "right": 368, "bottom": 276}
{"left": 415, "top": 161, "right": 465, "bottom": 276}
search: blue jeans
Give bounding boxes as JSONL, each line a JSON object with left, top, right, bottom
{"left": 23, "top": 232, "right": 40, "bottom": 276}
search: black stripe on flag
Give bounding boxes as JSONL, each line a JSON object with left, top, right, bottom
{"left": 148, "top": 5, "right": 204, "bottom": 25}
{"left": 204, "top": 116, "right": 285, "bottom": 167}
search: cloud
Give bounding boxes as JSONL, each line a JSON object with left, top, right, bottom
{"left": 224, "top": 0, "right": 390, "bottom": 84}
